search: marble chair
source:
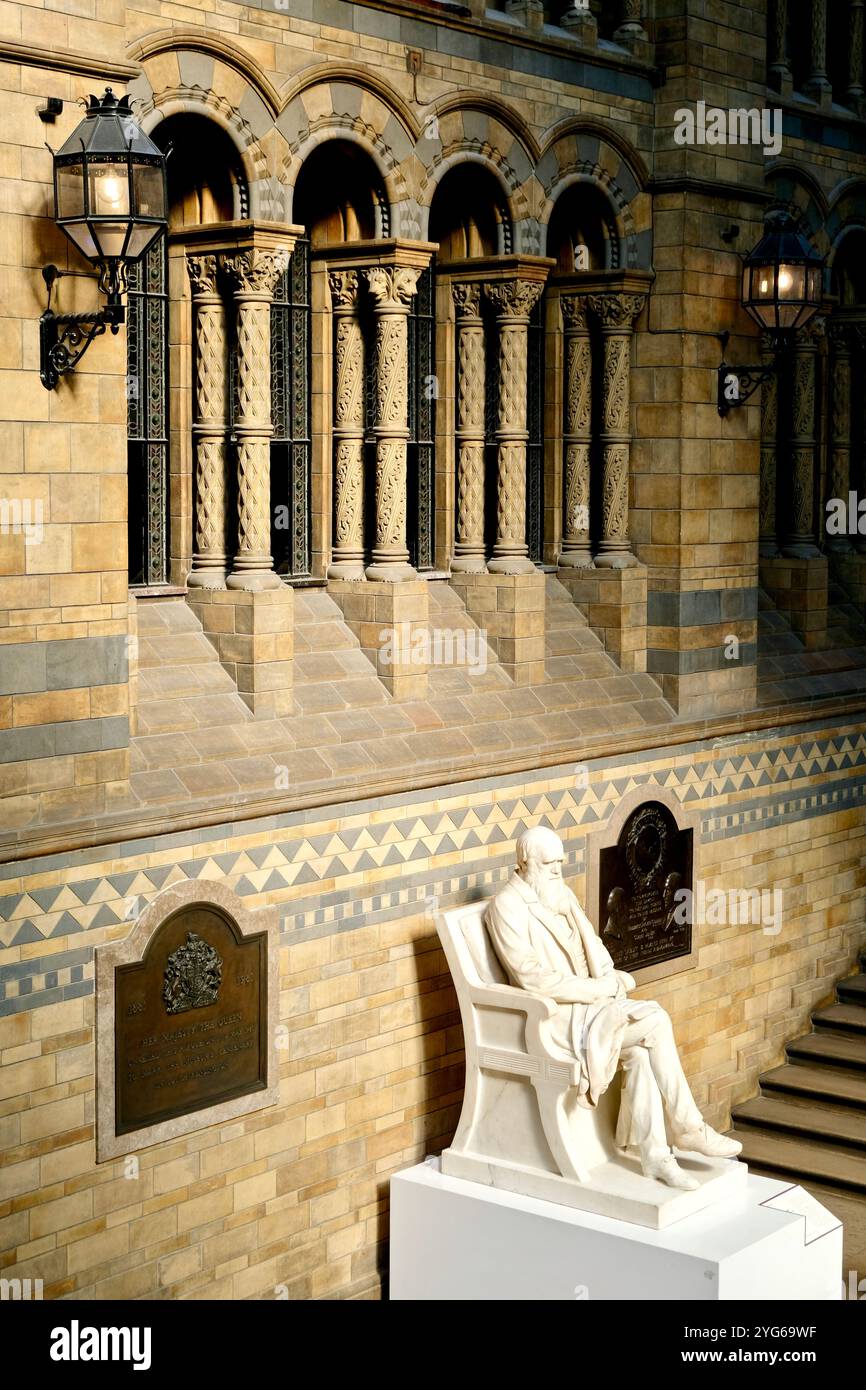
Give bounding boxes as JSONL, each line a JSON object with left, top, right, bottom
{"left": 436, "top": 899, "right": 620, "bottom": 1191}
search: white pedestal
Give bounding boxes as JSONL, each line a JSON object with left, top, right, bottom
{"left": 390, "top": 1160, "right": 842, "bottom": 1301}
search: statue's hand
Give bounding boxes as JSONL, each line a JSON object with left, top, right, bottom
{"left": 614, "top": 969, "right": 635, "bottom": 994}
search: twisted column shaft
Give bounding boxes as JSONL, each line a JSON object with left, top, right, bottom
{"left": 187, "top": 254, "right": 229, "bottom": 588}
{"left": 451, "top": 282, "right": 487, "bottom": 573}
{"left": 328, "top": 271, "right": 366, "bottom": 579}
{"left": 559, "top": 294, "right": 593, "bottom": 568}
{"left": 484, "top": 278, "right": 544, "bottom": 575}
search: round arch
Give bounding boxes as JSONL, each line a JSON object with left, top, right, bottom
{"left": 535, "top": 121, "right": 651, "bottom": 271}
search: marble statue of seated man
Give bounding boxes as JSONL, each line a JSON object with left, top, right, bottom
{"left": 485, "top": 825, "right": 742, "bottom": 1191}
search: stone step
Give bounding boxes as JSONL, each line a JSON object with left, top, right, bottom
{"left": 813, "top": 1003, "right": 866, "bottom": 1035}
{"left": 731, "top": 1094, "right": 866, "bottom": 1150}
{"left": 760, "top": 1061, "right": 866, "bottom": 1108}
{"left": 786, "top": 1031, "right": 866, "bottom": 1071}
{"left": 138, "top": 632, "right": 222, "bottom": 668}
{"left": 728, "top": 1126, "right": 866, "bottom": 1193}
{"left": 838, "top": 973, "right": 866, "bottom": 1005}
{"left": 136, "top": 598, "right": 203, "bottom": 637}
{"left": 135, "top": 691, "right": 252, "bottom": 736}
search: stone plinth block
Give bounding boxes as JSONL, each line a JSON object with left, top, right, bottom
{"left": 391, "top": 1162, "right": 840, "bottom": 1301}
{"left": 450, "top": 572, "right": 545, "bottom": 685}
{"left": 328, "top": 578, "right": 429, "bottom": 700}
{"left": 187, "top": 586, "right": 293, "bottom": 717}
{"left": 558, "top": 564, "right": 647, "bottom": 672}
{"left": 830, "top": 552, "right": 866, "bottom": 607}
{"left": 761, "top": 555, "right": 828, "bottom": 651}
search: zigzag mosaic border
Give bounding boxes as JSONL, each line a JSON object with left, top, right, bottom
{"left": 1, "top": 725, "right": 864, "bottom": 1015}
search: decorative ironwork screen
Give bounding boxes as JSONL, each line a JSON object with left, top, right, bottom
{"left": 127, "top": 235, "right": 169, "bottom": 586}
{"left": 270, "top": 237, "right": 312, "bottom": 579}
{"left": 407, "top": 264, "right": 436, "bottom": 570}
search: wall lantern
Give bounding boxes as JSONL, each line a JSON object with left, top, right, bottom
{"left": 717, "top": 210, "right": 825, "bottom": 416}
{"left": 40, "top": 88, "right": 167, "bottom": 390}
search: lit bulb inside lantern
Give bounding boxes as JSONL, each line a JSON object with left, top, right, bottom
{"left": 778, "top": 267, "right": 793, "bottom": 293}
{"left": 760, "top": 277, "right": 770, "bottom": 294}
{"left": 97, "top": 173, "right": 124, "bottom": 209}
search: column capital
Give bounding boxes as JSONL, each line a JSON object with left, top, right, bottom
{"left": 187, "top": 253, "right": 220, "bottom": 297}
{"left": 586, "top": 291, "right": 646, "bottom": 329}
{"left": 484, "top": 278, "right": 544, "bottom": 319}
{"left": 328, "top": 269, "right": 361, "bottom": 308}
{"left": 222, "top": 246, "right": 290, "bottom": 298}
{"left": 560, "top": 294, "right": 592, "bottom": 331}
{"left": 452, "top": 282, "right": 483, "bottom": 318}
{"left": 365, "top": 265, "right": 420, "bottom": 309}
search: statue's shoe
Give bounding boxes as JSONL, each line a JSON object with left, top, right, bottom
{"left": 642, "top": 1154, "right": 699, "bottom": 1191}
{"left": 675, "top": 1124, "right": 742, "bottom": 1159}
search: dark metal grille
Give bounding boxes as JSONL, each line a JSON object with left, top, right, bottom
{"left": 526, "top": 291, "right": 545, "bottom": 563}
{"left": 270, "top": 237, "right": 312, "bottom": 579}
{"left": 408, "top": 264, "right": 436, "bottom": 570}
{"left": 127, "top": 234, "right": 169, "bottom": 586}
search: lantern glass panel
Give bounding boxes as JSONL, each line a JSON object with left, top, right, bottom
{"left": 61, "top": 221, "right": 98, "bottom": 260}
{"left": 133, "top": 164, "right": 165, "bottom": 220}
{"left": 56, "top": 165, "right": 84, "bottom": 219}
{"left": 87, "top": 163, "right": 130, "bottom": 219}
{"left": 124, "top": 223, "right": 163, "bottom": 259}
{"left": 93, "top": 222, "right": 130, "bottom": 258}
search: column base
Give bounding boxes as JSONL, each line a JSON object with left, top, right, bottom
{"left": 487, "top": 555, "right": 537, "bottom": 576}
{"left": 328, "top": 578, "right": 428, "bottom": 699}
{"left": 825, "top": 538, "right": 855, "bottom": 555}
{"left": 327, "top": 558, "right": 367, "bottom": 581}
{"left": 187, "top": 567, "right": 228, "bottom": 589}
{"left": 187, "top": 587, "right": 294, "bottom": 717}
{"left": 449, "top": 572, "right": 546, "bottom": 685}
{"left": 226, "top": 569, "right": 284, "bottom": 592}
{"left": 450, "top": 553, "right": 488, "bottom": 575}
{"left": 557, "top": 550, "right": 594, "bottom": 570}
{"left": 779, "top": 541, "right": 822, "bottom": 560}
{"left": 364, "top": 561, "right": 418, "bottom": 583}
{"left": 561, "top": 11, "right": 597, "bottom": 45}
{"left": 759, "top": 540, "right": 780, "bottom": 559}
{"left": 594, "top": 550, "right": 640, "bottom": 570}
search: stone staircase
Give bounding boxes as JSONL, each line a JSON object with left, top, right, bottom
{"left": 729, "top": 951, "right": 866, "bottom": 1193}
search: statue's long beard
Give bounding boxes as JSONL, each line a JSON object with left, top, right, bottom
{"left": 527, "top": 870, "right": 572, "bottom": 916}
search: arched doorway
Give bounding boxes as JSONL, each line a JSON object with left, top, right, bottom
{"left": 429, "top": 165, "right": 546, "bottom": 565}
{"left": 295, "top": 139, "right": 435, "bottom": 572}
{"left": 126, "top": 114, "right": 248, "bottom": 587}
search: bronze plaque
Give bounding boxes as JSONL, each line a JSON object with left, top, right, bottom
{"left": 115, "top": 903, "right": 267, "bottom": 1136}
{"left": 598, "top": 801, "right": 693, "bottom": 972}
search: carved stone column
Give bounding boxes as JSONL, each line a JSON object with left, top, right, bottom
{"left": 827, "top": 321, "right": 853, "bottom": 553}
{"left": 222, "top": 246, "right": 289, "bottom": 590}
{"left": 768, "top": 0, "right": 793, "bottom": 93}
{"left": 614, "top": 0, "right": 649, "bottom": 50}
{"left": 848, "top": 0, "right": 865, "bottom": 104}
{"left": 782, "top": 323, "right": 823, "bottom": 558}
{"left": 364, "top": 265, "right": 420, "bottom": 582}
{"left": 586, "top": 292, "right": 645, "bottom": 568}
{"left": 187, "top": 254, "right": 229, "bottom": 588}
{"left": 559, "top": 295, "right": 593, "bottom": 568}
{"left": 759, "top": 335, "right": 780, "bottom": 558}
{"left": 804, "top": 0, "right": 832, "bottom": 105}
{"left": 451, "top": 283, "right": 487, "bottom": 574}
{"left": 328, "top": 270, "right": 366, "bottom": 580}
{"left": 484, "top": 278, "right": 545, "bottom": 575}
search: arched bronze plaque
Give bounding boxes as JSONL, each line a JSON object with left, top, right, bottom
{"left": 598, "top": 800, "right": 693, "bottom": 972}
{"left": 115, "top": 903, "right": 267, "bottom": 1135}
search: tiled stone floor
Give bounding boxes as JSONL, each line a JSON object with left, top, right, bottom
{"left": 757, "top": 588, "right": 866, "bottom": 705}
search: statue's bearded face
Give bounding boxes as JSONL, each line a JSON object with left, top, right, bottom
{"left": 524, "top": 850, "right": 570, "bottom": 913}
